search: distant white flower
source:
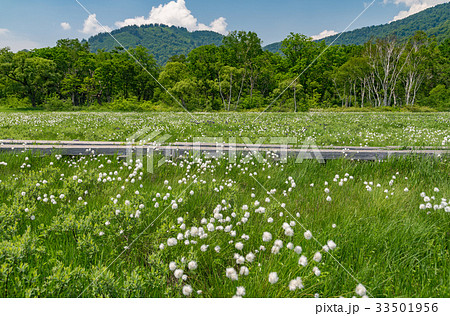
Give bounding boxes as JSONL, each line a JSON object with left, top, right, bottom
{"left": 182, "top": 285, "right": 193, "bottom": 296}
{"left": 245, "top": 252, "right": 255, "bottom": 263}
{"left": 313, "top": 266, "right": 321, "bottom": 276}
{"left": 226, "top": 267, "right": 238, "bottom": 281}
{"left": 289, "top": 277, "right": 304, "bottom": 291}
{"left": 298, "top": 255, "right": 307, "bottom": 267}
{"left": 304, "top": 230, "right": 312, "bottom": 240}
{"left": 271, "top": 246, "right": 280, "bottom": 254}
{"left": 327, "top": 240, "right": 337, "bottom": 250}
{"left": 287, "top": 242, "right": 294, "bottom": 250}
{"left": 326, "top": 196, "right": 332, "bottom": 202}
{"left": 188, "top": 261, "right": 198, "bottom": 270}
{"left": 236, "top": 286, "right": 246, "bottom": 296}
{"left": 200, "top": 244, "right": 209, "bottom": 252}
{"left": 169, "top": 262, "right": 177, "bottom": 271}
{"left": 174, "top": 269, "right": 183, "bottom": 279}
{"left": 313, "top": 252, "right": 322, "bottom": 262}
{"left": 268, "top": 272, "right": 279, "bottom": 284}
{"left": 285, "top": 227, "right": 294, "bottom": 236}
{"left": 355, "top": 284, "right": 367, "bottom": 296}
{"left": 240, "top": 266, "right": 249, "bottom": 276}
{"left": 294, "top": 246, "right": 302, "bottom": 254}
{"left": 262, "top": 232, "right": 272, "bottom": 242}
{"left": 236, "top": 256, "right": 245, "bottom": 264}
{"left": 235, "top": 242, "right": 244, "bottom": 250}
{"left": 167, "top": 238, "right": 178, "bottom": 246}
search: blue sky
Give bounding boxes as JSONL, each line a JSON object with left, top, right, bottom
{"left": 0, "top": 0, "right": 448, "bottom": 51}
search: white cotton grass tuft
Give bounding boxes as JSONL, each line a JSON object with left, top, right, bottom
{"left": 268, "top": 272, "right": 279, "bottom": 284}
{"left": 174, "top": 269, "right": 184, "bottom": 279}
{"left": 240, "top": 266, "right": 249, "bottom": 276}
{"left": 262, "top": 232, "right": 272, "bottom": 242}
{"left": 274, "top": 240, "right": 283, "bottom": 248}
{"left": 245, "top": 252, "right": 255, "bottom": 263}
{"left": 327, "top": 240, "right": 337, "bottom": 250}
{"left": 167, "top": 238, "right": 177, "bottom": 246}
{"left": 298, "top": 255, "right": 308, "bottom": 267}
{"left": 355, "top": 284, "right": 367, "bottom": 297}
{"left": 188, "top": 261, "right": 198, "bottom": 270}
{"left": 169, "top": 262, "right": 177, "bottom": 271}
{"left": 313, "top": 252, "right": 322, "bottom": 262}
{"left": 294, "top": 246, "right": 302, "bottom": 254}
{"left": 288, "top": 277, "right": 304, "bottom": 291}
{"left": 313, "top": 266, "right": 321, "bottom": 276}
{"left": 226, "top": 267, "right": 239, "bottom": 281}
{"left": 182, "top": 285, "right": 193, "bottom": 296}
{"left": 304, "top": 230, "right": 312, "bottom": 240}
{"left": 236, "top": 286, "right": 246, "bottom": 297}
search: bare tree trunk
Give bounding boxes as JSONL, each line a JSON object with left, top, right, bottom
{"left": 228, "top": 72, "right": 233, "bottom": 111}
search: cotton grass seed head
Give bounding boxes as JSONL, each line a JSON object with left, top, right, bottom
{"left": 188, "top": 261, "right": 197, "bottom": 270}
{"left": 262, "top": 232, "right": 272, "bottom": 242}
{"left": 182, "top": 285, "right": 193, "bottom": 296}
{"left": 355, "top": 284, "right": 367, "bottom": 297}
{"left": 268, "top": 272, "right": 279, "bottom": 284}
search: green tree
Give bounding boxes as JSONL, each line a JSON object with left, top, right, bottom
{"left": 0, "top": 49, "right": 57, "bottom": 107}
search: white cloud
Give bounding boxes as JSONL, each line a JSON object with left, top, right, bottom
{"left": 115, "top": 0, "right": 228, "bottom": 35}
{"left": 0, "top": 29, "right": 40, "bottom": 51}
{"left": 311, "top": 30, "right": 338, "bottom": 40}
{"left": 384, "top": 0, "right": 449, "bottom": 21}
{"left": 81, "top": 14, "right": 112, "bottom": 36}
{"left": 61, "top": 22, "right": 71, "bottom": 31}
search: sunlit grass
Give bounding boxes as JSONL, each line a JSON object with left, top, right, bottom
{"left": 0, "top": 112, "right": 449, "bottom": 147}
{"left": 0, "top": 151, "right": 448, "bottom": 298}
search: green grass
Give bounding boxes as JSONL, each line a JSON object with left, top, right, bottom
{"left": 0, "top": 151, "right": 448, "bottom": 298}
{"left": 0, "top": 112, "right": 449, "bottom": 147}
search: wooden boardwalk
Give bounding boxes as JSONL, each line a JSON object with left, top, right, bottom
{"left": 1, "top": 140, "right": 448, "bottom": 161}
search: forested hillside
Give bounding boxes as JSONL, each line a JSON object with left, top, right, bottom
{"left": 88, "top": 24, "right": 224, "bottom": 65}
{"left": 265, "top": 2, "right": 450, "bottom": 53}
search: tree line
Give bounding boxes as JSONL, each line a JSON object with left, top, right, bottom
{"left": 0, "top": 31, "right": 449, "bottom": 111}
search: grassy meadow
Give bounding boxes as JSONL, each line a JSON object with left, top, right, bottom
{"left": 0, "top": 150, "right": 449, "bottom": 298}
{"left": 0, "top": 111, "right": 449, "bottom": 147}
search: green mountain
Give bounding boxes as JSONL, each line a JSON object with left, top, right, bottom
{"left": 88, "top": 24, "right": 224, "bottom": 65}
{"left": 264, "top": 2, "right": 450, "bottom": 53}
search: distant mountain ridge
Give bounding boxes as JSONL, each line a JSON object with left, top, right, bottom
{"left": 264, "top": 2, "right": 450, "bottom": 53}
{"left": 88, "top": 3, "right": 450, "bottom": 62}
{"left": 88, "top": 24, "right": 224, "bottom": 65}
